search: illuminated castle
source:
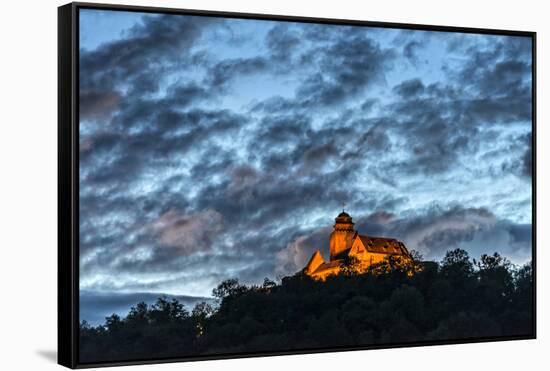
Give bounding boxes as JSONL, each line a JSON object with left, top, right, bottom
{"left": 303, "top": 210, "right": 412, "bottom": 280}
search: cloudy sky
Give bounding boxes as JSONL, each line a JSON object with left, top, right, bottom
{"left": 79, "top": 9, "right": 533, "bottom": 312}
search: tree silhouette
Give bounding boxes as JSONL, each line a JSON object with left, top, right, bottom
{"left": 79, "top": 250, "right": 534, "bottom": 363}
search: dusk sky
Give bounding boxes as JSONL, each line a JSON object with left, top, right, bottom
{"left": 78, "top": 9, "right": 532, "bottom": 319}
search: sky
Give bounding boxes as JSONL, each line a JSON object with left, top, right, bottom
{"left": 78, "top": 9, "right": 533, "bottom": 320}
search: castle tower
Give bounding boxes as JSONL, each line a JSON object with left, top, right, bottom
{"left": 329, "top": 210, "right": 356, "bottom": 260}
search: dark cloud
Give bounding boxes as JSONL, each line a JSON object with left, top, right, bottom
{"left": 79, "top": 15, "right": 224, "bottom": 119}
{"left": 302, "top": 143, "right": 338, "bottom": 167}
{"left": 454, "top": 41, "right": 532, "bottom": 123}
{"left": 386, "top": 39, "right": 532, "bottom": 177}
{"left": 386, "top": 95, "right": 475, "bottom": 175}
{"left": 80, "top": 107, "right": 245, "bottom": 189}
{"left": 393, "top": 78, "right": 425, "bottom": 98}
{"left": 206, "top": 56, "right": 269, "bottom": 90}
{"left": 250, "top": 30, "right": 395, "bottom": 112}
{"left": 79, "top": 90, "right": 122, "bottom": 121}
{"left": 147, "top": 208, "right": 224, "bottom": 254}
{"left": 296, "top": 35, "right": 394, "bottom": 107}
{"left": 266, "top": 24, "right": 300, "bottom": 62}
{"left": 403, "top": 40, "right": 421, "bottom": 65}
{"left": 80, "top": 14, "right": 218, "bottom": 85}
{"left": 521, "top": 135, "right": 533, "bottom": 178}
{"left": 499, "top": 132, "right": 533, "bottom": 179}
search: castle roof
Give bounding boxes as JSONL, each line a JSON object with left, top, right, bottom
{"left": 357, "top": 234, "right": 409, "bottom": 255}
{"left": 304, "top": 250, "right": 325, "bottom": 274}
{"left": 335, "top": 210, "right": 353, "bottom": 224}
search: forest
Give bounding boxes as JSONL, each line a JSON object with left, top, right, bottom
{"left": 79, "top": 248, "right": 533, "bottom": 363}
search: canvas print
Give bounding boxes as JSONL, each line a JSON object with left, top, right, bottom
{"left": 77, "top": 7, "right": 534, "bottom": 364}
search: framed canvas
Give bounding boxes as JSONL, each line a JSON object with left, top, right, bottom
{"left": 58, "top": 2, "right": 536, "bottom": 368}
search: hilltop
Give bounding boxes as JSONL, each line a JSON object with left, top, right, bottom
{"left": 80, "top": 248, "right": 533, "bottom": 363}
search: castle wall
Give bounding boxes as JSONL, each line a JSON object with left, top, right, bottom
{"left": 329, "top": 227, "right": 355, "bottom": 259}
{"left": 350, "top": 251, "right": 389, "bottom": 266}
{"left": 309, "top": 265, "right": 341, "bottom": 281}
{"left": 304, "top": 250, "right": 325, "bottom": 275}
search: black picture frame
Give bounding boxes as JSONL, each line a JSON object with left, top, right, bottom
{"left": 58, "top": 2, "right": 537, "bottom": 368}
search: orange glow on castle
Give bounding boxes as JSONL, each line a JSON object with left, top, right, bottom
{"left": 303, "top": 210, "right": 413, "bottom": 280}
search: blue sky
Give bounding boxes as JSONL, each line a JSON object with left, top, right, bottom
{"left": 78, "top": 9, "right": 532, "bottom": 320}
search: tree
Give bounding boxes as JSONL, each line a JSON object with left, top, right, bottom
{"left": 192, "top": 301, "right": 215, "bottom": 337}
{"left": 261, "top": 277, "right": 277, "bottom": 291}
{"left": 476, "top": 252, "right": 506, "bottom": 268}
{"left": 212, "top": 278, "right": 249, "bottom": 303}
{"left": 79, "top": 250, "right": 533, "bottom": 363}
{"left": 474, "top": 252, "right": 514, "bottom": 313}
{"left": 514, "top": 262, "right": 533, "bottom": 296}
{"left": 340, "top": 256, "right": 362, "bottom": 276}
{"left": 406, "top": 249, "right": 426, "bottom": 275}
{"left": 440, "top": 248, "right": 474, "bottom": 279}
{"left": 104, "top": 313, "right": 123, "bottom": 332}
{"left": 126, "top": 301, "right": 149, "bottom": 324}
{"left": 388, "top": 284, "right": 425, "bottom": 323}
{"left": 149, "top": 297, "right": 189, "bottom": 324}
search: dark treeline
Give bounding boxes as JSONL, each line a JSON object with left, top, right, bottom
{"left": 80, "top": 249, "right": 533, "bottom": 363}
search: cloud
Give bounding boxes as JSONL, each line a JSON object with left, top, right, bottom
{"left": 355, "top": 206, "right": 532, "bottom": 263}
{"left": 80, "top": 90, "right": 122, "bottom": 120}
{"left": 148, "top": 209, "right": 224, "bottom": 254}
{"left": 206, "top": 56, "right": 269, "bottom": 90}
{"left": 79, "top": 14, "right": 221, "bottom": 91}
{"left": 385, "top": 43, "right": 532, "bottom": 176}
{"left": 520, "top": 133, "right": 533, "bottom": 178}
{"left": 80, "top": 107, "right": 245, "bottom": 190}
{"left": 78, "top": 11, "right": 533, "bottom": 300}
{"left": 295, "top": 35, "right": 394, "bottom": 107}
{"left": 266, "top": 24, "right": 301, "bottom": 62}
{"left": 79, "top": 15, "right": 275, "bottom": 123}
{"left": 393, "top": 78, "right": 425, "bottom": 98}
{"left": 275, "top": 227, "right": 332, "bottom": 276}
{"left": 403, "top": 40, "right": 421, "bottom": 65}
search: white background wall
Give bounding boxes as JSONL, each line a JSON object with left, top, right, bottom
{"left": 0, "top": 0, "right": 546, "bottom": 369}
